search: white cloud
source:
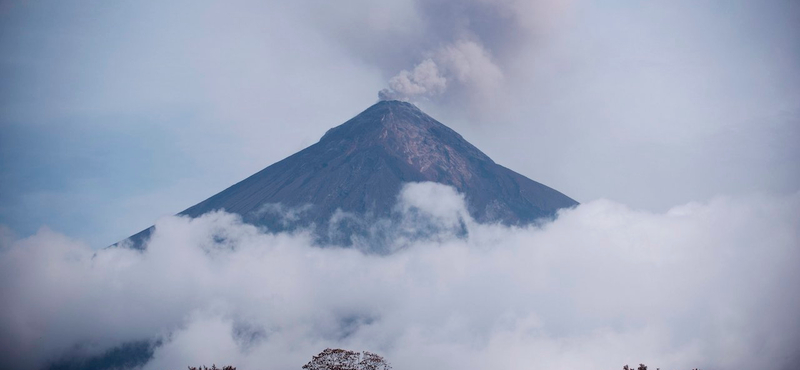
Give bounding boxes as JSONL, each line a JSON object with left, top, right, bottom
{"left": 394, "top": 181, "right": 469, "bottom": 228}
{"left": 1, "top": 183, "right": 798, "bottom": 370}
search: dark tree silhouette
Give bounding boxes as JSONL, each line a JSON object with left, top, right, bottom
{"left": 187, "top": 365, "right": 235, "bottom": 370}
{"left": 302, "top": 348, "right": 391, "bottom": 370}
{"left": 623, "top": 363, "right": 699, "bottom": 370}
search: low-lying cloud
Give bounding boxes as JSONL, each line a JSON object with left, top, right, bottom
{"left": 1, "top": 183, "right": 799, "bottom": 370}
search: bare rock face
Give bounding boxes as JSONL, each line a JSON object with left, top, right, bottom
{"left": 123, "top": 100, "right": 577, "bottom": 249}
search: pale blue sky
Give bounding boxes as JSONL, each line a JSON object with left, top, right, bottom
{"left": 1, "top": 0, "right": 798, "bottom": 247}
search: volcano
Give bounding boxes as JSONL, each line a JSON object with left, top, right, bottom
{"left": 122, "top": 100, "right": 577, "bottom": 249}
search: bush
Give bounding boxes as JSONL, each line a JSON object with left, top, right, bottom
{"left": 188, "top": 365, "right": 236, "bottom": 370}
{"left": 623, "top": 364, "right": 700, "bottom": 370}
{"left": 302, "top": 348, "right": 391, "bottom": 370}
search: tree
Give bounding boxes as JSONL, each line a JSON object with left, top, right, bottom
{"left": 302, "top": 348, "right": 391, "bottom": 370}
{"left": 623, "top": 363, "right": 699, "bottom": 370}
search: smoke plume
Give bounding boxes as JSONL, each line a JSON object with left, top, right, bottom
{"left": 379, "top": 40, "right": 503, "bottom": 102}
{"left": 370, "top": 0, "right": 566, "bottom": 103}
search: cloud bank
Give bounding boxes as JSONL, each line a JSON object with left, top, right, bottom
{"left": 1, "top": 183, "right": 799, "bottom": 370}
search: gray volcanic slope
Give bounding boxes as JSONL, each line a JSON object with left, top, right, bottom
{"left": 123, "top": 100, "right": 577, "bottom": 249}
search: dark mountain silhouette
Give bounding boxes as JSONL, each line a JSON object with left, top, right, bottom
{"left": 121, "top": 100, "right": 577, "bottom": 249}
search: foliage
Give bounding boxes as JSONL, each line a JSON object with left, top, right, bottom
{"left": 302, "top": 348, "right": 391, "bottom": 370}
{"left": 188, "top": 365, "right": 236, "bottom": 370}
{"left": 623, "top": 364, "right": 700, "bottom": 370}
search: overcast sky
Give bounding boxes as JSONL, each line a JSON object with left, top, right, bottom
{"left": 1, "top": 0, "right": 798, "bottom": 247}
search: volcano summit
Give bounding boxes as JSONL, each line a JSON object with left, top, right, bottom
{"left": 123, "top": 100, "right": 577, "bottom": 249}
